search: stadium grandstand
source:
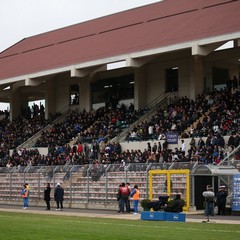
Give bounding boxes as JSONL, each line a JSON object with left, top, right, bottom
{"left": 0, "top": 0, "right": 240, "bottom": 212}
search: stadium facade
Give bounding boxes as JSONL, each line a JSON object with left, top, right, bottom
{"left": 0, "top": 0, "right": 239, "bottom": 211}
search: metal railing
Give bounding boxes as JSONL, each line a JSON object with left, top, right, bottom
{"left": 0, "top": 162, "right": 194, "bottom": 208}
{"left": 1, "top": 154, "right": 239, "bottom": 211}
{"left": 219, "top": 145, "right": 240, "bottom": 166}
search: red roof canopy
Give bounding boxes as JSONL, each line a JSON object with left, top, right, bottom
{"left": 0, "top": 0, "right": 240, "bottom": 81}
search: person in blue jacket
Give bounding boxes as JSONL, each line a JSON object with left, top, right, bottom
{"left": 21, "top": 184, "right": 29, "bottom": 209}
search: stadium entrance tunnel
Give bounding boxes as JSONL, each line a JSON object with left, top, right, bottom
{"left": 191, "top": 165, "right": 239, "bottom": 210}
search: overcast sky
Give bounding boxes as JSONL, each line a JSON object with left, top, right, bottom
{"left": 0, "top": 0, "right": 161, "bottom": 52}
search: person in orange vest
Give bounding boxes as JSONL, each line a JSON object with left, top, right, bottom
{"left": 130, "top": 184, "right": 140, "bottom": 214}
{"left": 21, "top": 183, "right": 29, "bottom": 209}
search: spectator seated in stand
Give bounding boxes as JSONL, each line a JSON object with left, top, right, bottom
{"left": 1, "top": 86, "right": 239, "bottom": 168}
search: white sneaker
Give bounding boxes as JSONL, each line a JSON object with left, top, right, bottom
{"left": 23, "top": 207, "right": 27, "bottom": 210}
{"left": 56, "top": 208, "right": 60, "bottom": 211}
{"left": 133, "top": 212, "right": 138, "bottom": 215}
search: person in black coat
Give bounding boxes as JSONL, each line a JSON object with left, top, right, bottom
{"left": 44, "top": 183, "right": 51, "bottom": 210}
{"left": 54, "top": 183, "right": 64, "bottom": 210}
{"left": 216, "top": 186, "right": 228, "bottom": 215}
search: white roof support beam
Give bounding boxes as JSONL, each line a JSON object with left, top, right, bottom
{"left": 192, "top": 43, "right": 224, "bottom": 56}
{"left": 71, "top": 65, "right": 107, "bottom": 78}
{"left": 126, "top": 56, "right": 156, "bottom": 68}
{"left": 25, "top": 77, "right": 44, "bottom": 86}
{"left": 126, "top": 58, "right": 142, "bottom": 67}
{"left": 70, "top": 68, "right": 90, "bottom": 77}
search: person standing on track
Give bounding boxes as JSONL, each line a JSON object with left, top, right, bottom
{"left": 203, "top": 185, "right": 215, "bottom": 221}
{"left": 216, "top": 185, "right": 228, "bottom": 215}
{"left": 54, "top": 183, "right": 64, "bottom": 210}
{"left": 130, "top": 184, "right": 140, "bottom": 214}
{"left": 118, "top": 182, "right": 130, "bottom": 213}
{"left": 44, "top": 182, "right": 51, "bottom": 210}
{"left": 21, "top": 183, "right": 29, "bottom": 210}
{"left": 25, "top": 183, "right": 30, "bottom": 208}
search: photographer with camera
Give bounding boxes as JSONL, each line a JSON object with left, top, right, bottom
{"left": 202, "top": 185, "right": 215, "bottom": 221}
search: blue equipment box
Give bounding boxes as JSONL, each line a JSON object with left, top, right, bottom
{"left": 141, "top": 211, "right": 166, "bottom": 221}
{"left": 165, "top": 212, "right": 186, "bottom": 222}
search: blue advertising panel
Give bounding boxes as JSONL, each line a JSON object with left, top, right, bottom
{"left": 165, "top": 132, "right": 178, "bottom": 144}
{"left": 232, "top": 174, "right": 240, "bottom": 211}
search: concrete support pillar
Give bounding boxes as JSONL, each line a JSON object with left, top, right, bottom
{"left": 233, "top": 39, "right": 240, "bottom": 47}
{"left": 134, "top": 66, "right": 147, "bottom": 110}
{"left": 10, "top": 90, "right": 21, "bottom": 121}
{"left": 189, "top": 56, "right": 204, "bottom": 100}
{"left": 204, "top": 61, "right": 213, "bottom": 90}
{"left": 45, "top": 81, "right": 56, "bottom": 119}
{"left": 79, "top": 76, "right": 91, "bottom": 112}
{"left": 9, "top": 81, "right": 27, "bottom": 120}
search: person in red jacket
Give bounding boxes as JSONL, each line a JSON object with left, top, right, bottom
{"left": 118, "top": 182, "right": 130, "bottom": 213}
{"left": 77, "top": 142, "right": 83, "bottom": 155}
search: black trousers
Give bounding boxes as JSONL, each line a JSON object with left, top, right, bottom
{"left": 218, "top": 204, "right": 226, "bottom": 215}
{"left": 56, "top": 201, "right": 63, "bottom": 209}
{"left": 46, "top": 200, "right": 50, "bottom": 210}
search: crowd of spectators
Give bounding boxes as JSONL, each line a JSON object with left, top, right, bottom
{"left": 21, "top": 102, "right": 45, "bottom": 120}
{"left": 0, "top": 103, "right": 147, "bottom": 167}
{"left": 3, "top": 130, "right": 240, "bottom": 169}
{"left": 0, "top": 109, "right": 9, "bottom": 119}
{"left": 185, "top": 88, "right": 240, "bottom": 138}
{"left": 0, "top": 104, "right": 61, "bottom": 166}
{"left": 98, "top": 132, "right": 239, "bottom": 165}
{"left": 0, "top": 84, "right": 239, "bottom": 168}
{"left": 34, "top": 103, "right": 147, "bottom": 148}
{"left": 125, "top": 87, "right": 239, "bottom": 142}
{"left": 127, "top": 93, "right": 210, "bottom": 141}
{"left": 0, "top": 111, "right": 61, "bottom": 149}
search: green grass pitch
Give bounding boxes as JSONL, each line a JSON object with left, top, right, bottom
{"left": 0, "top": 211, "right": 239, "bottom": 240}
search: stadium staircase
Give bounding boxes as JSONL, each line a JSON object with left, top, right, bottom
{"left": 183, "top": 105, "right": 217, "bottom": 136}
{"left": 112, "top": 91, "right": 176, "bottom": 143}
{"left": 16, "top": 105, "right": 74, "bottom": 149}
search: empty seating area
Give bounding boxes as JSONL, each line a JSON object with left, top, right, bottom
{"left": 0, "top": 162, "right": 194, "bottom": 209}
